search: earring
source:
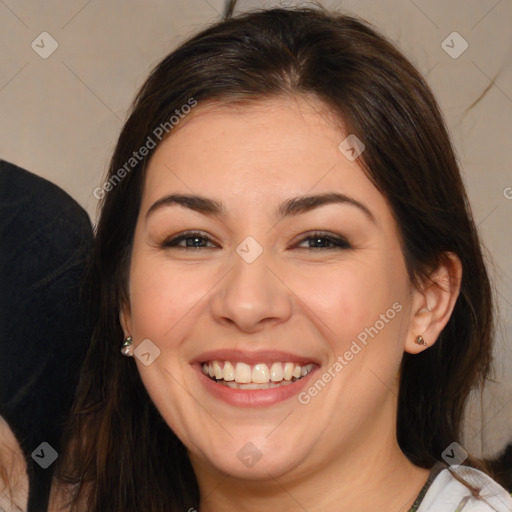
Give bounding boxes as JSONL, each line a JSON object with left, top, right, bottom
{"left": 121, "top": 336, "right": 134, "bottom": 356}
{"left": 415, "top": 335, "right": 428, "bottom": 346}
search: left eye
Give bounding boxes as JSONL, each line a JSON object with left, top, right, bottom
{"left": 294, "top": 233, "right": 351, "bottom": 250}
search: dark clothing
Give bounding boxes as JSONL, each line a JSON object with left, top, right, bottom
{"left": 0, "top": 161, "right": 93, "bottom": 512}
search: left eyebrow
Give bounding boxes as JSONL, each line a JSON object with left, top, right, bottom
{"left": 277, "top": 192, "right": 376, "bottom": 224}
{"left": 145, "top": 192, "right": 375, "bottom": 224}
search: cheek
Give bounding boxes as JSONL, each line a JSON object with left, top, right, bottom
{"left": 128, "top": 257, "right": 214, "bottom": 340}
{"left": 282, "top": 260, "right": 397, "bottom": 344}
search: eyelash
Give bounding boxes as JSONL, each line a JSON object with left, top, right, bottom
{"left": 161, "top": 231, "right": 351, "bottom": 251}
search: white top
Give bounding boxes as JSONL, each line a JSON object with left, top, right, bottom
{"left": 417, "top": 464, "right": 512, "bottom": 512}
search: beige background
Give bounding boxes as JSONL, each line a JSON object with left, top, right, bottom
{"left": 1, "top": 0, "right": 511, "bottom": 459}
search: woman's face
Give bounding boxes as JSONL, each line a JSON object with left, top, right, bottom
{"left": 122, "top": 96, "right": 422, "bottom": 481}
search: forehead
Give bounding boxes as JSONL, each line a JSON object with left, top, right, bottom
{"left": 142, "top": 96, "right": 386, "bottom": 218}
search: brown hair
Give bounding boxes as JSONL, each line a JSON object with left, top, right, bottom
{"left": 52, "top": 6, "right": 495, "bottom": 511}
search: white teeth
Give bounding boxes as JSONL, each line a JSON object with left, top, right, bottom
{"left": 223, "top": 361, "right": 235, "bottom": 381}
{"left": 302, "top": 363, "right": 314, "bottom": 376}
{"left": 252, "top": 363, "right": 270, "bottom": 383}
{"left": 223, "top": 381, "right": 279, "bottom": 389}
{"left": 213, "top": 361, "right": 223, "bottom": 380}
{"left": 201, "top": 360, "right": 315, "bottom": 386}
{"left": 270, "top": 362, "right": 283, "bottom": 382}
{"left": 239, "top": 382, "right": 261, "bottom": 389}
{"left": 234, "top": 362, "right": 252, "bottom": 384}
{"left": 283, "top": 362, "right": 294, "bottom": 381}
{"left": 220, "top": 380, "right": 294, "bottom": 389}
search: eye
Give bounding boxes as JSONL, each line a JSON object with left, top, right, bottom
{"left": 161, "top": 231, "right": 218, "bottom": 249}
{"left": 294, "top": 232, "right": 351, "bottom": 250}
{"left": 159, "top": 231, "right": 351, "bottom": 251}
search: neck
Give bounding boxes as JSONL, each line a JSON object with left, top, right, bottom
{"left": 197, "top": 447, "right": 428, "bottom": 512}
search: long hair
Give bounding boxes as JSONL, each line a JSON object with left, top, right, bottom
{"left": 53, "top": 7, "right": 495, "bottom": 511}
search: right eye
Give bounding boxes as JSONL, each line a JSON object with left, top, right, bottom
{"left": 161, "top": 231, "right": 218, "bottom": 250}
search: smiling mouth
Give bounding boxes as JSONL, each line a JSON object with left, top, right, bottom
{"left": 201, "top": 360, "right": 315, "bottom": 389}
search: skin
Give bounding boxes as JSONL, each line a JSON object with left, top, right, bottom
{"left": 0, "top": 416, "right": 28, "bottom": 511}
{"left": 120, "top": 95, "right": 462, "bottom": 512}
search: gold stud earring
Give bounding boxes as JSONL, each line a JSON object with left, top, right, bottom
{"left": 415, "top": 335, "right": 427, "bottom": 346}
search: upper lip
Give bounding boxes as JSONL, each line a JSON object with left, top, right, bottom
{"left": 191, "top": 349, "right": 319, "bottom": 366}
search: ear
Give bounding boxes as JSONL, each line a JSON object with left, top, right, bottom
{"left": 119, "top": 301, "right": 132, "bottom": 339}
{"left": 405, "top": 252, "right": 462, "bottom": 354}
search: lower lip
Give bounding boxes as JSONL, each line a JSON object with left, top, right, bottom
{"left": 194, "top": 364, "right": 318, "bottom": 407}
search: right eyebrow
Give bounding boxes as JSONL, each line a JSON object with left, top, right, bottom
{"left": 146, "top": 194, "right": 224, "bottom": 220}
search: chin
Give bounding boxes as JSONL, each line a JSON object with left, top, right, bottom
{"left": 189, "top": 431, "right": 311, "bottom": 481}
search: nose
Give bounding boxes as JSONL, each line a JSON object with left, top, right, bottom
{"left": 210, "top": 250, "right": 293, "bottom": 333}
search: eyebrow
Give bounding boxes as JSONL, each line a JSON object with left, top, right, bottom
{"left": 146, "top": 192, "right": 375, "bottom": 223}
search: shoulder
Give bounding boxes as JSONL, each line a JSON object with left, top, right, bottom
{"left": 0, "top": 159, "right": 91, "bottom": 225}
{"left": 0, "top": 159, "right": 92, "bottom": 260}
{"left": 0, "top": 416, "right": 28, "bottom": 512}
{"left": 418, "top": 464, "right": 512, "bottom": 512}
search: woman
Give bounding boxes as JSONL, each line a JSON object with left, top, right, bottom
{"left": 50, "top": 6, "right": 512, "bottom": 512}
